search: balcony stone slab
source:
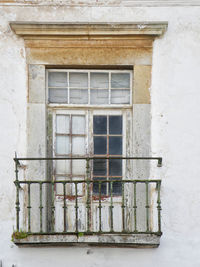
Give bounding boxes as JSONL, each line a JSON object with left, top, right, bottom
{"left": 13, "top": 233, "right": 161, "bottom": 248}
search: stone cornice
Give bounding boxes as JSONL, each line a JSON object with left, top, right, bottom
{"left": 10, "top": 22, "right": 168, "bottom": 40}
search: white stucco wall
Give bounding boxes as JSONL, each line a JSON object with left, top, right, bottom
{"left": 0, "top": 3, "right": 200, "bottom": 267}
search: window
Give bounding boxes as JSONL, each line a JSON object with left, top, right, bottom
{"left": 48, "top": 69, "right": 132, "bottom": 198}
{"left": 48, "top": 70, "right": 132, "bottom": 105}
{"left": 46, "top": 68, "right": 136, "bottom": 235}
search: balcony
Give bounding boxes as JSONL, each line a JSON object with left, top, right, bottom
{"left": 13, "top": 156, "right": 162, "bottom": 247}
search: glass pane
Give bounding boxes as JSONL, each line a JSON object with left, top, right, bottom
{"left": 109, "top": 159, "right": 122, "bottom": 176}
{"left": 49, "top": 88, "right": 68, "bottom": 103}
{"left": 72, "top": 116, "right": 85, "bottom": 134}
{"left": 72, "top": 137, "right": 85, "bottom": 155}
{"left": 93, "top": 116, "right": 107, "bottom": 134}
{"left": 94, "top": 137, "right": 107, "bottom": 155}
{"left": 56, "top": 177, "right": 71, "bottom": 195}
{"left": 111, "top": 89, "right": 130, "bottom": 104}
{"left": 111, "top": 73, "right": 130, "bottom": 89}
{"left": 69, "top": 89, "right": 88, "bottom": 104}
{"left": 93, "top": 159, "right": 107, "bottom": 176}
{"left": 109, "top": 116, "right": 122, "bottom": 134}
{"left": 90, "top": 89, "right": 109, "bottom": 105}
{"left": 69, "top": 72, "right": 88, "bottom": 88}
{"left": 56, "top": 160, "right": 70, "bottom": 175}
{"left": 71, "top": 182, "right": 83, "bottom": 196}
{"left": 56, "top": 115, "right": 70, "bottom": 134}
{"left": 56, "top": 178, "right": 66, "bottom": 195}
{"left": 48, "top": 72, "right": 68, "bottom": 87}
{"left": 109, "top": 137, "right": 122, "bottom": 155}
{"left": 90, "top": 73, "right": 109, "bottom": 89}
{"left": 56, "top": 136, "right": 70, "bottom": 155}
{"left": 109, "top": 178, "right": 122, "bottom": 196}
{"left": 93, "top": 177, "right": 107, "bottom": 195}
{"left": 72, "top": 160, "right": 85, "bottom": 175}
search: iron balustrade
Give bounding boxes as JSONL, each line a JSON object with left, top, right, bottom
{"left": 14, "top": 156, "right": 162, "bottom": 236}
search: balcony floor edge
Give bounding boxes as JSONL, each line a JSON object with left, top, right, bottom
{"left": 13, "top": 233, "right": 160, "bottom": 248}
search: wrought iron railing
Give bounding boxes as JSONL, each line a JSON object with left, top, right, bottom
{"left": 14, "top": 156, "right": 162, "bottom": 236}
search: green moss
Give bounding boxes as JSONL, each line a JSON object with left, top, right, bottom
{"left": 12, "top": 231, "right": 29, "bottom": 241}
{"left": 78, "top": 232, "right": 84, "bottom": 237}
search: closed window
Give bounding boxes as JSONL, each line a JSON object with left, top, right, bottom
{"left": 47, "top": 69, "right": 132, "bottom": 198}
{"left": 48, "top": 70, "right": 132, "bottom": 105}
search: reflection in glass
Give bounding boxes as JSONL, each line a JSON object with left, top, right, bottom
{"left": 93, "top": 159, "right": 107, "bottom": 176}
{"left": 93, "top": 116, "right": 107, "bottom": 134}
{"left": 56, "top": 160, "right": 71, "bottom": 175}
{"left": 72, "top": 137, "right": 85, "bottom": 155}
{"left": 72, "top": 116, "right": 85, "bottom": 134}
{"left": 72, "top": 160, "right": 85, "bottom": 175}
{"left": 90, "top": 89, "right": 109, "bottom": 104}
{"left": 94, "top": 137, "right": 107, "bottom": 155}
{"left": 56, "top": 136, "right": 70, "bottom": 155}
{"left": 111, "top": 73, "right": 130, "bottom": 89}
{"left": 91, "top": 73, "right": 109, "bottom": 89}
{"left": 69, "top": 72, "right": 88, "bottom": 88}
{"left": 56, "top": 115, "right": 70, "bottom": 134}
{"left": 109, "top": 178, "right": 122, "bottom": 195}
{"left": 93, "top": 178, "right": 107, "bottom": 195}
{"left": 49, "top": 88, "right": 68, "bottom": 103}
{"left": 48, "top": 72, "right": 68, "bottom": 87}
{"left": 111, "top": 89, "right": 130, "bottom": 104}
{"left": 70, "top": 89, "right": 88, "bottom": 104}
{"left": 109, "top": 159, "right": 122, "bottom": 176}
{"left": 109, "top": 116, "right": 122, "bottom": 134}
{"left": 109, "top": 137, "right": 122, "bottom": 155}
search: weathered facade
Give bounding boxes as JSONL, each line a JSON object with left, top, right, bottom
{"left": 0, "top": 0, "right": 200, "bottom": 266}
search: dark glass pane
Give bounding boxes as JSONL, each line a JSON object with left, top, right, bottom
{"left": 109, "top": 137, "right": 122, "bottom": 155}
{"left": 109, "top": 116, "right": 122, "bottom": 134}
{"left": 109, "top": 159, "right": 122, "bottom": 176}
{"left": 93, "top": 116, "right": 107, "bottom": 134}
{"left": 109, "top": 178, "right": 122, "bottom": 196}
{"left": 94, "top": 137, "right": 107, "bottom": 154}
{"left": 93, "top": 177, "right": 107, "bottom": 195}
{"left": 93, "top": 159, "right": 107, "bottom": 176}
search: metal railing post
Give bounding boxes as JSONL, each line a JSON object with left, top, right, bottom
{"left": 133, "top": 181, "right": 137, "bottom": 232}
{"left": 86, "top": 158, "right": 91, "bottom": 232}
{"left": 110, "top": 181, "right": 114, "bottom": 232}
{"left": 27, "top": 183, "right": 31, "bottom": 233}
{"left": 14, "top": 155, "right": 20, "bottom": 232}
{"left": 39, "top": 182, "right": 43, "bottom": 233}
{"left": 63, "top": 182, "right": 67, "bottom": 233}
{"left": 145, "top": 181, "right": 150, "bottom": 232}
{"left": 157, "top": 181, "right": 162, "bottom": 234}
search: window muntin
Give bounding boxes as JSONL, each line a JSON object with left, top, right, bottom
{"left": 48, "top": 70, "right": 132, "bottom": 105}
{"left": 55, "top": 114, "right": 87, "bottom": 195}
{"left": 93, "top": 115, "right": 123, "bottom": 196}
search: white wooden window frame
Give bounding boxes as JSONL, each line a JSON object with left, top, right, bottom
{"left": 48, "top": 69, "right": 133, "bottom": 203}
